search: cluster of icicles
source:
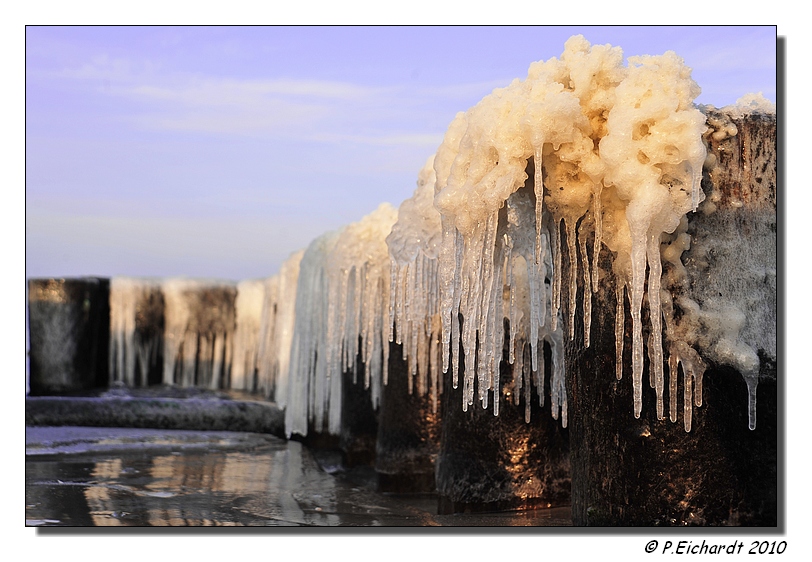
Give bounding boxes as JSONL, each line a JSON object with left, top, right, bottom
{"left": 108, "top": 35, "right": 726, "bottom": 435}
{"left": 430, "top": 35, "right": 709, "bottom": 431}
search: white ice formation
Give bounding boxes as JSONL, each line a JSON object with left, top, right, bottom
{"left": 230, "top": 278, "right": 266, "bottom": 392}
{"left": 386, "top": 155, "right": 444, "bottom": 412}
{"left": 432, "top": 35, "right": 708, "bottom": 430}
{"left": 284, "top": 204, "right": 398, "bottom": 438}
{"left": 286, "top": 230, "right": 344, "bottom": 437}
{"left": 161, "top": 278, "right": 237, "bottom": 388}
{"left": 723, "top": 92, "right": 776, "bottom": 119}
{"left": 256, "top": 250, "right": 304, "bottom": 403}
{"left": 109, "top": 277, "right": 163, "bottom": 386}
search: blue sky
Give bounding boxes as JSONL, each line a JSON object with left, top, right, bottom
{"left": 25, "top": 25, "right": 777, "bottom": 281}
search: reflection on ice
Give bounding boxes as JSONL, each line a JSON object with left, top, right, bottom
{"left": 26, "top": 427, "right": 570, "bottom": 526}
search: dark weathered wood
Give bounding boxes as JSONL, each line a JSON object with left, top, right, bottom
{"left": 28, "top": 277, "right": 110, "bottom": 395}
{"left": 435, "top": 328, "right": 570, "bottom": 514}
{"left": 375, "top": 340, "right": 441, "bottom": 494}
{"left": 336, "top": 341, "right": 380, "bottom": 467}
{"left": 133, "top": 283, "right": 165, "bottom": 386}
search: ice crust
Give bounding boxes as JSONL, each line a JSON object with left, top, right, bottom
{"left": 723, "top": 92, "right": 776, "bottom": 119}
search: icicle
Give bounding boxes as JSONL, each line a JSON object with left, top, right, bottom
{"left": 668, "top": 352, "right": 679, "bottom": 423}
{"left": 565, "top": 218, "right": 578, "bottom": 341}
{"left": 551, "top": 217, "right": 562, "bottom": 333}
{"left": 615, "top": 282, "right": 625, "bottom": 381}
{"left": 578, "top": 219, "right": 592, "bottom": 347}
{"left": 628, "top": 230, "right": 647, "bottom": 418}
{"left": 665, "top": 341, "right": 706, "bottom": 432}
{"left": 646, "top": 232, "right": 665, "bottom": 420}
{"left": 591, "top": 183, "right": 603, "bottom": 293}
{"left": 430, "top": 322, "right": 440, "bottom": 413}
{"left": 513, "top": 340, "right": 522, "bottom": 406}
{"left": 548, "top": 324, "right": 567, "bottom": 427}
{"left": 744, "top": 371, "right": 758, "bottom": 431}
{"left": 524, "top": 349, "right": 532, "bottom": 423}
{"left": 534, "top": 146, "right": 545, "bottom": 278}
{"left": 476, "top": 211, "right": 499, "bottom": 410}
{"left": 439, "top": 221, "right": 457, "bottom": 376}
{"left": 683, "top": 362, "right": 693, "bottom": 432}
{"left": 536, "top": 230, "right": 548, "bottom": 331}
{"left": 534, "top": 345, "right": 544, "bottom": 408}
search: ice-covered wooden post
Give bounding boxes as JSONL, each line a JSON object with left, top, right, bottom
{"left": 425, "top": 36, "right": 776, "bottom": 522}
{"left": 161, "top": 279, "right": 237, "bottom": 388}
{"left": 378, "top": 157, "right": 445, "bottom": 492}
{"left": 284, "top": 206, "right": 395, "bottom": 468}
{"left": 567, "top": 106, "right": 777, "bottom": 525}
{"left": 109, "top": 277, "right": 165, "bottom": 387}
{"left": 27, "top": 277, "right": 110, "bottom": 395}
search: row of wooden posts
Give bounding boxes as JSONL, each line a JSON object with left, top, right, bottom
{"left": 26, "top": 108, "right": 777, "bottom": 525}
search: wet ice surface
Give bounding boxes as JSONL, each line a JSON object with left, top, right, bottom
{"left": 26, "top": 426, "right": 572, "bottom": 527}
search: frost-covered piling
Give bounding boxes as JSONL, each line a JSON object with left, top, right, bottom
{"left": 284, "top": 205, "right": 396, "bottom": 466}
{"left": 109, "top": 277, "right": 164, "bottom": 387}
{"left": 230, "top": 278, "right": 266, "bottom": 393}
{"left": 567, "top": 105, "right": 776, "bottom": 526}
{"left": 161, "top": 279, "right": 237, "bottom": 389}
{"left": 376, "top": 157, "right": 445, "bottom": 490}
{"left": 253, "top": 251, "right": 303, "bottom": 401}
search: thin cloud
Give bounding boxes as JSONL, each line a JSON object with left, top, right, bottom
{"left": 38, "top": 49, "right": 502, "bottom": 144}
{"left": 129, "top": 77, "right": 390, "bottom": 105}
{"left": 131, "top": 103, "right": 329, "bottom": 135}
{"left": 418, "top": 79, "right": 524, "bottom": 101}
{"left": 52, "top": 53, "right": 162, "bottom": 85}
{"left": 308, "top": 131, "right": 444, "bottom": 147}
